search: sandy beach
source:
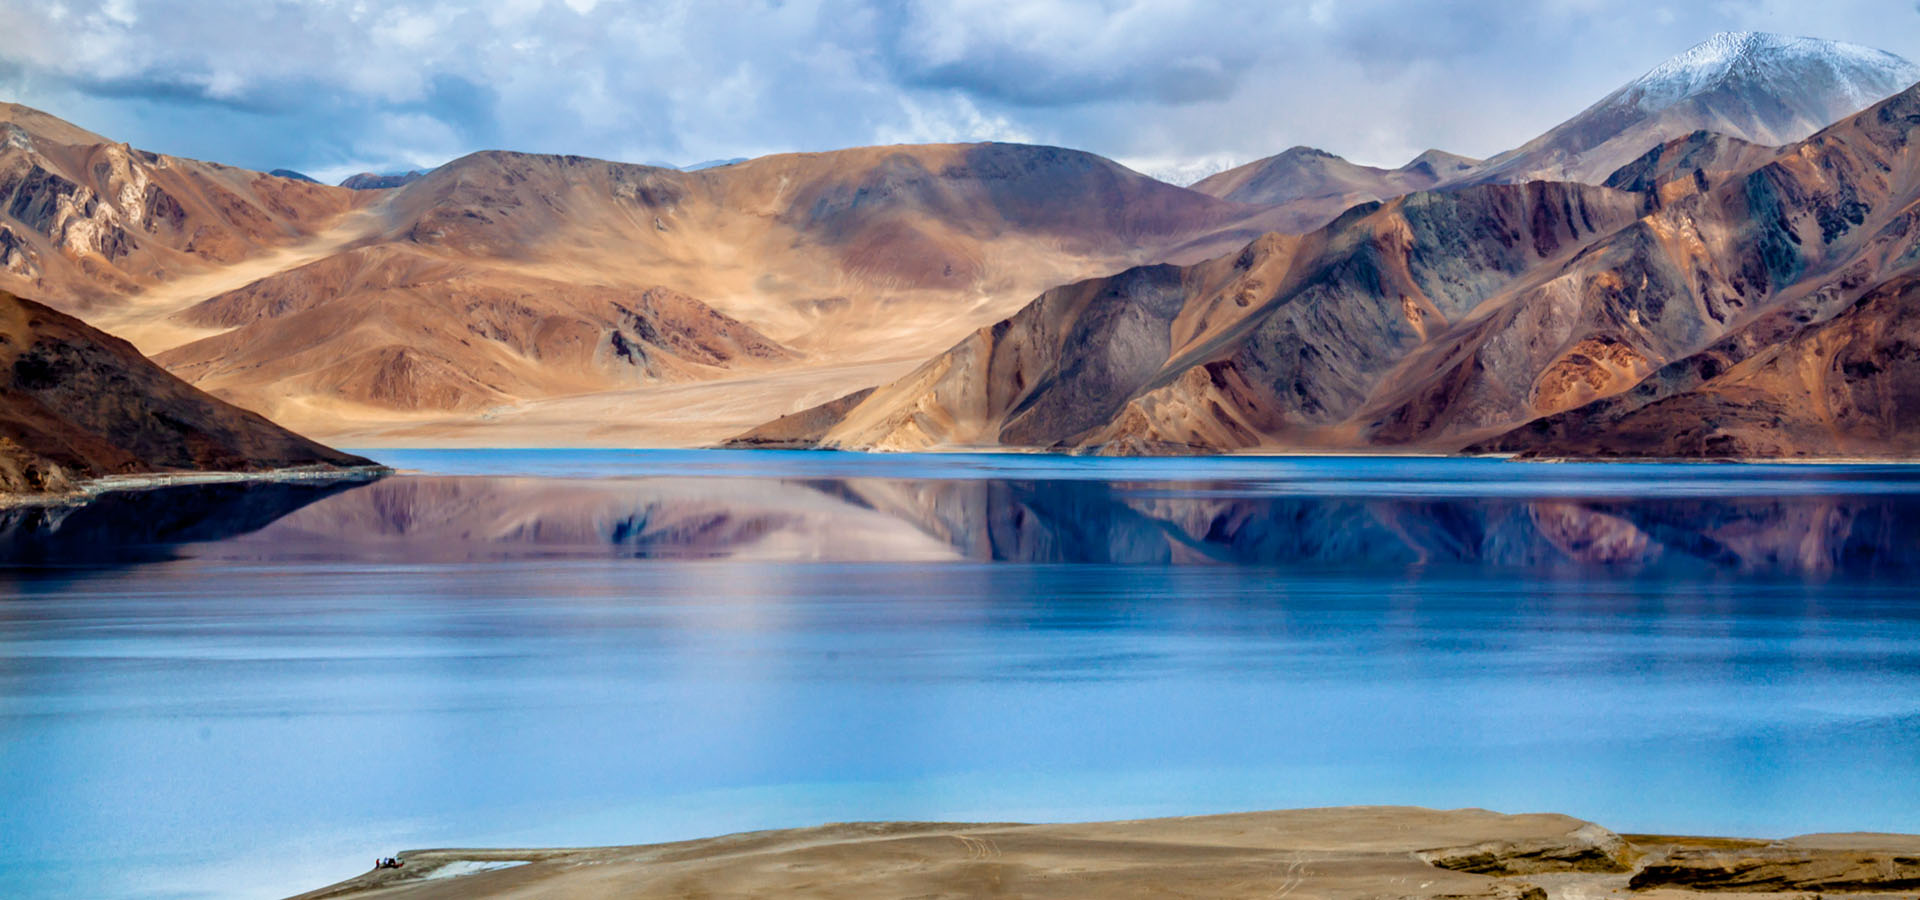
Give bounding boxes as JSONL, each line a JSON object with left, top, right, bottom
{"left": 289, "top": 807, "right": 1920, "bottom": 900}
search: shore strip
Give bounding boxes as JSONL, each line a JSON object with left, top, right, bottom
{"left": 289, "top": 806, "right": 1920, "bottom": 900}
{"left": 0, "top": 463, "right": 390, "bottom": 509}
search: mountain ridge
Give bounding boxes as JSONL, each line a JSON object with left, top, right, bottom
{"left": 734, "top": 78, "right": 1920, "bottom": 459}
{"left": 1193, "top": 32, "right": 1920, "bottom": 233}
{"left": 2, "top": 30, "right": 1917, "bottom": 455}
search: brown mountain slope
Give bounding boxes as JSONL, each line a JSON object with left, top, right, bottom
{"left": 1453, "top": 82, "right": 1920, "bottom": 458}
{"left": 150, "top": 244, "right": 796, "bottom": 420}
{"left": 1599, "top": 130, "right": 1776, "bottom": 197}
{"left": 1478, "top": 275, "right": 1920, "bottom": 458}
{"left": 0, "top": 103, "right": 369, "bottom": 313}
{"left": 737, "top": 181, "right": 1644, "bottom": 451}
{"left": 102, "top": 140, "right": 1270, "bottom": 440}
{"left": 1472, "top": 81, "right": 1920, "bottom": 459}
{"left": 0, "top": 289, "right": 369, "bottom": 493}
{"left": 1190, "top": 147, "right": 1481, "bottom": 232}
{"left": 738, "top": 80, "right": 1920, "bottom": 458}
{"left": 375, "top": 142, "right": 1263, "bottom": 350}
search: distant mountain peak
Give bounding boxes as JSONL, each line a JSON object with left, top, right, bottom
{"left": 339, "top": 170, "right": 430, "bottom": 190}
{"left": 1463, "top": 31, "right": 1920, "bottom": 186}
{"left": 1625, "top": 31, "right": 1919, "bottom": 113}
{"left": 1402, "top": 149, "right": 1480, "bottom": 175}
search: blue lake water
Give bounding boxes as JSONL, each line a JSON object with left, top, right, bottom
{"left": 3, "top": 450, "right": 1920, "bottom": 898}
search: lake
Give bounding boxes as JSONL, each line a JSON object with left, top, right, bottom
{"left": 3, "top": 450, "right": 1919, "bottom": 899}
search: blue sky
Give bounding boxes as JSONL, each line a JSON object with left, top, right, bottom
{"left": 3, "top": 0, "right": 1919, "bottom": 184}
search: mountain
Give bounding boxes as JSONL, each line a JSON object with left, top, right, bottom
{"left": 7, "top": 32, "right": 1915, "bottom": 455}
{"left": 731, "top": 181, "right": 1643, "bottom": 452}
{"left": 682, "top": 157, "right": 748, "bottom": 171}
{"left": 152, "top": 244, "right": 797, "bottom": 419}
{"left": 1190, "top": 147, "right": 1480, "bottom": 230}
{"left": 1597, "top": 129, "right": 1776, "bottom": 197}
{"left": 735, "top": 80, "right": 1920, "bottom": 459}
{"left": 1193, "top": 33, "right": 1918, "bottom": 235}
{"left": 379, "top": 143, "right": 1252, "bottom": 299}
{"left": 119, "top": 141, "right": 1265, "bottom": 439}
{"left": 0, "top": 103, "right": 367, "bottom": 313}
{"left": 1467, "top": 32, "right": 1920, "bottom": 185}
{"left": 0, "top": 288, "right": 369, "bottom": 493}
{"left": 339, "top": 170, "right": 429, "bottom": 190}
{"left": 1473, "top": 85, "right": 1920, "bottom": 459}
{"left": 0, "top": 102, "right": 1273, "bottom": 443}
{"left": 269, "top": 169, "right": 320, "bottom": 184}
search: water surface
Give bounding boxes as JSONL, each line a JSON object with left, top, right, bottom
{"left": 3, "top": 451, "right": 1919, "bottom": 898}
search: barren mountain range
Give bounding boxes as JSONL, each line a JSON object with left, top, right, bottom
{"left": 1190, "top": 32, "right": 1920, "bottom": 230}
{"left": 738, "top": 38, "right": 1920, "bottom": 459}
{"left": 1, "top": 31, "right": 1917, "bottom": 461}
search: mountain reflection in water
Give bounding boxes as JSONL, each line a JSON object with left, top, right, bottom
{"left": 0, "top": 476, "right": 375, "bottom": 567}
{"left": 34, "top": 464, "right": 1903, "bottom": 578}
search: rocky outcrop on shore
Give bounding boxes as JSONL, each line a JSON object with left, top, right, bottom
{"left": 1630, "top": 835, "right": 1920, "bottom": 892}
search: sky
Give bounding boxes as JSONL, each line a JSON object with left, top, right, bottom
{"left": 2, "top": 0, "right": 1919, "bottom": 186}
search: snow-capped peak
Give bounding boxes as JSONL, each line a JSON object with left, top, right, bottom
{"left": 1625, "top": 31, "right": 1920, "bottom": 113}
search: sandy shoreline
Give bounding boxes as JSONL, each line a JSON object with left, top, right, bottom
{"left": 288, "top": 807, "right": 1920, "bottom": 900}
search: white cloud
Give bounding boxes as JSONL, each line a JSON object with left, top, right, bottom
{"left": 874, "top": 94, "right": 1034, "bottom": 146}
{"left": 0, "top": 0, "right": 1916, "bottom": 183}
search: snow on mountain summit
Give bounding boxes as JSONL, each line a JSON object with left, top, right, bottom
{"left": 1465, "top": 31, "right": 1920, "bottom": 185}
{"left": 1623, "top": 32, "right": 1920, "bottom": 113}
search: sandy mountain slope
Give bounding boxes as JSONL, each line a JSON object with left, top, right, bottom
{"left": 150, "top": 244, "right": 796, "bottom": 424}
{"left": 373, "top": 143, "right": 1260, "bottom": 353}
{"left": 0, "top": 103, "right": 369, "bottom": 314}
{"left": 0, "top": 289, "right": 369, "bottom": 494}
{"left": 737, "top": 80, "right": 1920, "bottom": 459}
{"left": 112, "top": 140, "right": 1268, "bottom": 440}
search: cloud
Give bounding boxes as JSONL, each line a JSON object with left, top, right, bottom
{"left": 0, "top": 0, "right": 1916, "bottom": 184}
{"left": 878, "top": 1, "right": 1284, "bottom": 106}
